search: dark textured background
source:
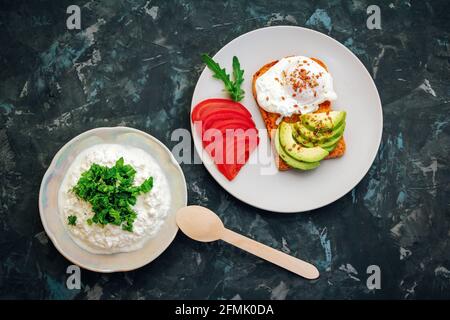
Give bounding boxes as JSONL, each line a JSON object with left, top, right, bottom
{"left": 0, "top": 0, "right": 449, "bottom": 299}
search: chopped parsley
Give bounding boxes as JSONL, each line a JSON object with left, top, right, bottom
{"left": 71, "top": 157, "right": 153, "bottom": 232}
{"left": 68, "top": 215, "right": 77, "bottom": 226}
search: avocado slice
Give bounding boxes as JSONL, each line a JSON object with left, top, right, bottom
{"left": 292, "top": 129, "right": 315, "bottom": 147}
{"left": 319, "top": 133, "right": 344, "bottom": 148}
{"left": 295, "top": 122, "right": 345, "bottom": 144}
{"left": 294, "top": 123, "right": 345, "bottom": 148}
{"left": 274, "top": 128, "right": 320, "bottom": 170}
{"left": 323, "top": 143, "right": 338, "bottom": 152}
{"left": 279, "top": 122, "right": 329, "bottom": 163}
{"left": 301, "top": 111, "right": 346, "bottom": 132}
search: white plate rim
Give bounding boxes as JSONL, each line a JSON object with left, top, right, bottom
{"left": 190, "top": 25, "right": 383, "bottom": 213}
{"left": 38, "top": 126, "right": 187, "bottom": 272}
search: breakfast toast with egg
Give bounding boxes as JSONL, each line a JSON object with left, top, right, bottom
{"left": 252, "top": 58, "right": 346, "bottom": 171}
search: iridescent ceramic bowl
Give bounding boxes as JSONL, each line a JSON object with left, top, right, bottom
{"left": 39, "top": 127, "right": 187, "bottom": 272}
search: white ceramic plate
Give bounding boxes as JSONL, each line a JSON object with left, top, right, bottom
{"left": 39, "top": 127, "right": 187, "bottom": 272}
{"left": 191, "top": 26, "right": 383, "bottom": 213}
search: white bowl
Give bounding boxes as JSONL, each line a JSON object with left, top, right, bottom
{"left": 39, "top": 127, "right": 187, "bottom": 272}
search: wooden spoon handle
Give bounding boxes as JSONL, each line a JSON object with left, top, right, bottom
{"left": 221, "top": 228, "right": 319, "bottom": 279}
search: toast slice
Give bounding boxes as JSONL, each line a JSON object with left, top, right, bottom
{"left": 252, "top": 59, "right": 346, "bottom": 171}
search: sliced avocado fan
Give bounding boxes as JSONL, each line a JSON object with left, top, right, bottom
{"left": 274, "top": 110, "right": 347, "bottom": 170}
{"left": 274, "top": 128, "right": 320, "bottom": 170}
{"left": 301, "top": 111, "right": 346, "bottom": 132}
{"left": 279, "top": 122, "right": 329, "bottom": 163}
{"left": 294, "top": 122, "right": 345, "bottom": 148}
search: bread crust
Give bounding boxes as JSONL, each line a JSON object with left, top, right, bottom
{"left": 252, "top": 58, "right": 345, "bottom": 171}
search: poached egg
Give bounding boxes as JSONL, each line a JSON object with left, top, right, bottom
{"left": 255, "top": 56, "right": 337, "bottom": 117}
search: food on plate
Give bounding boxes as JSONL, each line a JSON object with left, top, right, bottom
{"left": 301, "top": 110, "right": 346, "bottom": 131}
{"left": 58, "top": 144, "right": 170, "bottom": 254}
{"left": 192, "top": 98, "right": 259, "bottom": 181}
{"left": 274, "top": 129, "right": 320, "bottom": 171}
{"left": 293, "top": 114, "right": 346, "bottom": 148}
{"left": 254, "top": 56, "right": 337, "bottom": 116}
{"left": 274, "top": 111, "right": 346, "bottom": 169}
{"left": 278, "top": 121, "right": 329, "bottom": 163}
{"left": 193, "top": 55, "right": 259, "bottom": 181}
{"left": 252, "top": 56, "right": 346, "bottom": 171}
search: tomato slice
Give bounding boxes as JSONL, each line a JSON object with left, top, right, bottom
{"left": 192, "top": 98, "right": 252, "bottom": 121}
{"left": 203, "top": 128, "right": 259, "bottom": 180}
{"left": 202, "top": 125, "right": 258, "bottom": 149}
{"left": 192, "top": 113, "right": 254, "bottom": 143}
{"left": 200, "top": 108, "right": 251, "bottom": 122}
{"left": 217, "top": 138, "right": 248, "bottom": 180}
{"left": 192, "top": 98, "right": 260, "bottom": 181}
{"left": 214, "top": 119, "right": 254, "bottom": 132}
{"left": 214, "top": 120, "right": 255, "bottom": 134}
{"left": 202, "top": 112, "right": 254, "bottom": 132}
{"left": 214, "top": 132, "right": 259, "bottom": 181}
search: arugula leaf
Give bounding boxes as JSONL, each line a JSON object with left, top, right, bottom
{"left": 72, "top": 157, "right": 154, "bottom": 232}
{"left": 68, "top": 215, "right": 77, "bottom": 226}
{"left": 201, "top": 54, "right": 235, "bottom": 94}
{"left": 232, "top": 56, "right": 245, "bottom": 101}
{"left": 201, "top": 54, "right": 245, "bottom": 101}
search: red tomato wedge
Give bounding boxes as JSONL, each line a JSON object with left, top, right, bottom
{"left": 191, "top": 98, "right": 252, "bottom": 121}
{"left": 191, "top": 98, "right": 259, "bottom": 181}
{"left": 214, "top": 119, "right": 254, "bottom": 132}
{"left": 196, "top": 118, "right": 256, "bottom": 147}
{"left": 208, "top": 132, "right": 259, "bottom": 162}
{"left": 201, "top": 127, "right": 255, "bottom": 149}
{"left": 217, "top": 135, "right": 259, "bottom": 181}
{"left": 201, "top": 112, "right": 254, "bottom": 131}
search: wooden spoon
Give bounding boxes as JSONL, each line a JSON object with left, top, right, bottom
{"left": 176, "top": 205, "right": 319, "bottom": 279}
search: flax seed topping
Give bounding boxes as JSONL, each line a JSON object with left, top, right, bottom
{"left": 254, "top": 56, "right": 337, "bottom": 117}
{"left": 288, "top": 62, "right": 322, "bottom": 93}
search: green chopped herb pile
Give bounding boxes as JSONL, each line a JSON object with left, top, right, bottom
{"left": 71, "top": 157, "right": 153, "bottom": 232}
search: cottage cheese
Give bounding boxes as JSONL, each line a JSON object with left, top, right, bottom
{"left": 58, "top": 144, "right": 170, "bottom": 254}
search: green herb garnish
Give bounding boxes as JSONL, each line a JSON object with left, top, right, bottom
{"left": 68, "top": 215, "right": 77, "bottom": 226}
{"left": 231, "top": 56, "right": 245, "bottom": 101}
{"left": 71, "top": 157, "right": 153, "bottom": 232}
{"left": 201, "top": 54, "right": 245, "bottom": 101}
